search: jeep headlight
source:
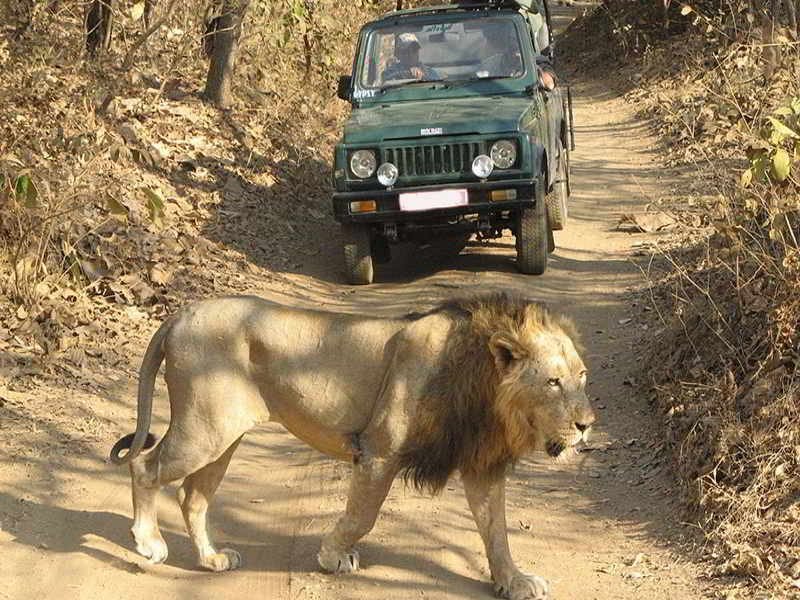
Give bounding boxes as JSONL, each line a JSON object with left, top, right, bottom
{"left": 490, "top": 140, "right": 517, "bottom": 169}
{"left": 349, "top": 149, "right": 377, "bottom": 179}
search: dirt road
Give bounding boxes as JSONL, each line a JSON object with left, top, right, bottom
{"left": 1, "top": 25, "right": 715, "bottom": 600}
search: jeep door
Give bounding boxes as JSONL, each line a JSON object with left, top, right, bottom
{"left": 541, "top": 79, "right": 564, "bottom": 189}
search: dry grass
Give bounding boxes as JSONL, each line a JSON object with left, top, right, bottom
{"left": 0, "top": 0, "right": 392, "bottom": 353}
{"left": 563, "top": 0, "right": 800, "bottom": 593}
{"left": 1, "top": 0, "right": 407, "bottom": 475}
{"left": 646, "top": 190, "right": 800, "bottom": 589}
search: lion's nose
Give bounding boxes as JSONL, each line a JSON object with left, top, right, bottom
{"left": 574, "top": 408, "right": 596, "bottom": 433}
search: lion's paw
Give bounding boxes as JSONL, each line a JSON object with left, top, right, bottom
{"left": 495, "top": 573, "right": 550, "bottom": 600}
{"left": 132, "top": 530, "right": 168, "bottom": 564}
{"left": 200, "top": 548, "right": 242, "bottom": 572}
{"left": 317, "top": 546, "right": 360, "bottom": 574}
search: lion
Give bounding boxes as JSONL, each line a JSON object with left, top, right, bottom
{"left": 110, "top": 292, "right": 594, "bottom": 599}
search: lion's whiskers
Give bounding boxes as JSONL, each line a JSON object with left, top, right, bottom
{"left": 553, "top": 444, "right": 579, "bottom": 463}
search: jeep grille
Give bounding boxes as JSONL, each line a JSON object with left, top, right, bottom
{"left": 382, "top": 141, "right": 487, "bottom": 177}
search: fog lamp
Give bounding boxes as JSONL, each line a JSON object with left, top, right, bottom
{"left": 377, "top": 162, "right": 399, "bottom": 187}
{"left": 471, "top": 154, "right": 494, "bottom": 178}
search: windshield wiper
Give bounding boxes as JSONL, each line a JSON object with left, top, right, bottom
{"left": 379, "top": 78, "right": 448, "bottom": 93}
{"left": 445, "top": 75, "right": 512, "bottom": 86}
{"left": 377, "top": 75, "right": 511, "bottom": 93}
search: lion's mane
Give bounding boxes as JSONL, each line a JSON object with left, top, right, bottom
{"left": 397, "top": 293, "right": 580, "bottom": 493}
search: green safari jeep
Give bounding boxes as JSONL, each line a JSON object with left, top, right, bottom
{"left": 332, "top": 0, "right": 574, "bottom": 284}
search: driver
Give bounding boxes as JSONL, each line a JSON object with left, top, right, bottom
{"left": 383, "top": 33, "right": 440, "bottom": 82}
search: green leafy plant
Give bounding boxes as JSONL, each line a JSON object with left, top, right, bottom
{"left": 742, "top": 98, "right": 800, "bottom": 186}
{"left": 144, "top": 189, "right": 165, "bottom": 228}
{"left": 7, "top": 173, "right": 39, "bottom": 207}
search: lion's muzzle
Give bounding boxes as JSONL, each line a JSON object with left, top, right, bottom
{"left": 546, "top": 440, "right": 566, "bottom": 457}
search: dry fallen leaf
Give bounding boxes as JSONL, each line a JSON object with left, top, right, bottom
{"left": 616, "top": 212, "right": 677, "bottom": 233}
{"left": 626, "top": 553, "right": 646, "bottom": 567}
{"left": 626, "top": 571, "right": 648, "bottom": 580}
{"left": 596, "top": 564, "right": 617, "bottom": 575}
{"left": 149, "top": 263, "right": 173, "bottom": 286}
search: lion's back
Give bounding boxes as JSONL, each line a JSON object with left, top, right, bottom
{"left": 162, "top": 296, "right": 411, "bottom": 449}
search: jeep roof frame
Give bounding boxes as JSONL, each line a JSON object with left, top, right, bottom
{"left": 376, "top": 0, "right": 554, "bottom": 68}
{"left": 381, "top": 1, "right": 552, "bottom": 54}
{"left": 384, "top": 1, "right": 524, "bottom": 19}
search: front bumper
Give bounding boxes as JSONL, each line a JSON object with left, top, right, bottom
{"left": 332, "top": 178, "right": 537, "bottom": 224}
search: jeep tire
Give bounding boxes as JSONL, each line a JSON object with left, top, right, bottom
{"left": 516, "top": 183, "right": 548, "bottom": 275}
{"left": 547, "top": 141, "right": 569, "bottom": 231}
{"left": 342, "top": 223, "right": 374, "bottom": 285}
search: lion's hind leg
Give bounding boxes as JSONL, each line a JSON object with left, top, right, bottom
{"left": 128, "top": 423, "right": 248, "bottom": 567}
{"left": 177, "top": 436, "right": 243, "bottom": 572}
{"left": 129, "top": 450, "right": 169, "bottom": 564}
{"left": 318, "top": 457, "right": 396, "bottom": 574}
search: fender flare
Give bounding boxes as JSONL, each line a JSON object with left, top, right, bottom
{"left": 528, "top": 140, "right": 549, "bottom": 191}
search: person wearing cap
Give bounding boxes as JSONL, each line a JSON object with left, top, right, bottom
{"left": 383, "top": 32, "right": 440, "bottom": 83}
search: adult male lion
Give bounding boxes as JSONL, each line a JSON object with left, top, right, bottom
{"left": 110, "top": 293, "right": 594, "bottom": 599}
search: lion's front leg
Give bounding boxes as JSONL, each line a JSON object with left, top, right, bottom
{"left": 462, "top": 470, "right": 550, "bottom": 600}
{"left": 318, "top": 457, "right": 396, "bottom": 574}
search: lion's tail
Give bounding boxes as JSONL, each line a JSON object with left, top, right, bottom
{"left": 109, "top": 316, "right": 174, "bottom": 465}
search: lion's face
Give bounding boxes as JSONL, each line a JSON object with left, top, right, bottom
{"left": 490, "top": 329, "right": 595, "bottom": 459}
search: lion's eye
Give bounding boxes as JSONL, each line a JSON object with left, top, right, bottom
{"left": 548, "top": 378, "right": 561, "bottom": 387}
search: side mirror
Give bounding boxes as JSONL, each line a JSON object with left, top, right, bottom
{"left": 337, "top": 75, "right": 352, "bottom": 101}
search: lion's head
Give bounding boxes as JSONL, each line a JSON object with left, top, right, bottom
{"left": 398, "top": 293, "right": 595, "bottom": 493}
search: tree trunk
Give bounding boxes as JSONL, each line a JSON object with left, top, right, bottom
{"left": 85, "top": 0, "right": 114, "bottom": 55}
{"left": 203, "top": 0, "right": 250, "bottom": 109}
{"left": 202, "top": 3, "right": 221, "bottom": 59}
{"left": 143, "top": 0, "right": 156, "bottom": 30}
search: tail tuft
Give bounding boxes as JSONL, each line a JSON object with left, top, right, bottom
{"left": 109, "top": 432, "right": 157, "bottom": 465}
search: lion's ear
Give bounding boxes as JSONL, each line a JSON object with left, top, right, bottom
{"left": 488, "top": 332, "right": 529, "bottom": 373}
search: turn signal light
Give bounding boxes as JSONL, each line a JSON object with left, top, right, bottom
{"left": 350, "top": 200, "right": 377, "bottom": 213}
{"left": 490, "top": 189, "right": 517, "bottom": 202}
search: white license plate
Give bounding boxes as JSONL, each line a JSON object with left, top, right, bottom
{"left": 398, "top": 189, "right": 468, "bottom": 212}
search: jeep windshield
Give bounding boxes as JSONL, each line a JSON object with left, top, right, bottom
{"left": 358, "top": 17, "right": 525, "bottom": 91}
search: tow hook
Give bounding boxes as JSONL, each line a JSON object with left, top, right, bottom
{"left": 383, "top": 223, "right": 399, "bottom": 243}
{"left": 476, "top": 219, "right": 502, "bottom": 241}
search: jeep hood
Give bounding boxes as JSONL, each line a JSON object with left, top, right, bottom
{"left": 343, "top": 96, "right": 536, "bottom": 144}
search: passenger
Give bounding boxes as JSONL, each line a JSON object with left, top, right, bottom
{"left": 477, "top": 13, "right": 557, "bottom": 90}
{"left": 383, "top": 32, "right": 440, "bottom": 82}
{"left": 478, "top": 25, "right": 523, "bottom": 78}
